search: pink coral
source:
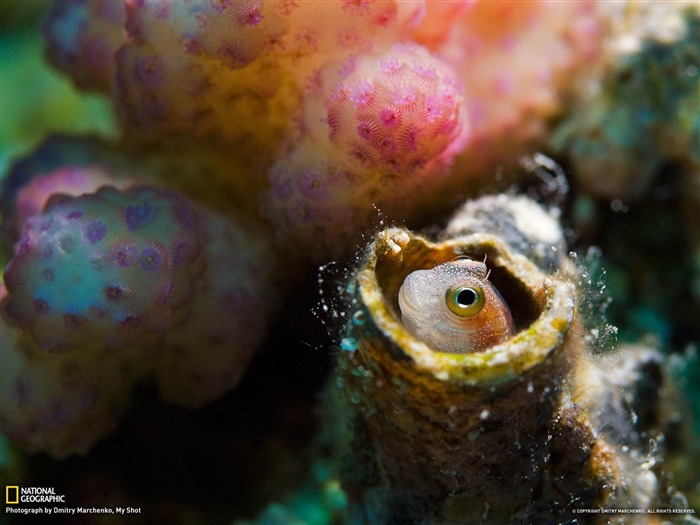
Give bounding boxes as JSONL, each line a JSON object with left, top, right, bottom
{"left": 40, "top": 0, "right": 606, "bottom": 263}
{"left": 264, "top": 43, "right": 468, "bottom": 260}
{"left": 45, "top": 0, "right": 424, "bottom": 154}
{"left": 124, "top": 0, "right": 286, "bottom": 69}
{"left": 12, "top": 166, "right": 134, "bottom": 237}
{"left": 439, "top": 0, "right": 603, "bottom": 143}
{"left": 322, "top": 44, "right": 467, "bottom": 173}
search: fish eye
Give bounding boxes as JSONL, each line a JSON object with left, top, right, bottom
{"left": 446, "top": 286, "right": 485, "bottom": 317}
{"left": 456, "top": 288, "right": 477, "bottom": 306}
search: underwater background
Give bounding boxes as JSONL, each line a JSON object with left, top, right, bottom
{"left": 1, "top": 1, "right": 699, "bottom": 524}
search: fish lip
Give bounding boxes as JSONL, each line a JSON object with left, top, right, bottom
{"left": 398, "top": 282, "right": 421, "bottom": 319}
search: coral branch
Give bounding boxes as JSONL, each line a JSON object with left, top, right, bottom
{"left": 1, "top": 181, "right": 278, "bottom": 455}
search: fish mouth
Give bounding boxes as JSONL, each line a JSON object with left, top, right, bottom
{"left": 397, "top": 282, "right": 421, "bottom": 320}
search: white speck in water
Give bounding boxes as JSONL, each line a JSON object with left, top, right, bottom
{"left": 527, "top": 382, "right": 534, "bottom": 393}
{"left": 480, "top": 409, "right": 490, "bottom": 421}
{"left": 631, "top": 410, "right": 639, "bottom": 425}
{"left": 540, "top": 386, "right": 552, "bottom": 403}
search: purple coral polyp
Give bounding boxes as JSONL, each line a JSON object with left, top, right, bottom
{"left": 33, "top": 299, "right": 50, "bottom": 315}
{"left": 113, "top": 244, "right": 137, "bottom": 267}
{"left": 86, "top": 221, "right": 106, "bottom": 243}
{"left": 236, "top": 3, "right": 263, "bottom": 26}
{"left": 126, "top": 201, "right": 155, "bottom": 231}
{"left": 139, "top": 247, "right": 163, "bottom": 272}
{"left": 134, "top": 55, "right": 164, "bottom": 85}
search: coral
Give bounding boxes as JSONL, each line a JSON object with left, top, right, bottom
{"left": 44, "top": 0, "right": 126, "bottom": 92}
{"left": 0, "top": 284, "right": 140, "bottom": 456}
{"left": 10, "top": 166, "right": 134, "bottom": 238}
{"left": 552, "top": 6, "right": 700, "bottom": 200}
{"left": 40, "top": 0, "right": 608, "bottom": 261}
{"left": 439, "top": 0, "right": 603, "bottom": 144}
{"left": 108, "top": 1, "right": 421, "bottom": 156}
{"left": 4, "top": 186, "right": 204, "bottom": 350}
{"left": 155, "top": 210, "right": 277, "bottom": 407}
{"left": 125, "top": 1, "right": 287, "bottom": 69}
{"left": 1, "top": 181, "right": 278, "bottom": 455}
{"left": 114, "top": 0, "right": 291, "bottom": 151}
{"left": 264, "top": 43, "right": 468, "bottom": 260}
{"left": 319, "top": 44, "right": 466, "bottom": 173}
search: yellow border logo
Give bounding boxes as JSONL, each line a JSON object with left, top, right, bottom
{"left": 6, "top": 486, "right": 19, "bottom": 504}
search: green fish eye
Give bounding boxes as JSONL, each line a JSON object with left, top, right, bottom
{"left": 446, "top": 286, "right": 485, "bottom": 317}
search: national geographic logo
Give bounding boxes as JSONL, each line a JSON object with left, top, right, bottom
{"left": 4, "top": 486, "right": 65, "bottom": 504}
{"left": 5, "top": 486, "right": 18, "bottom": 504}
